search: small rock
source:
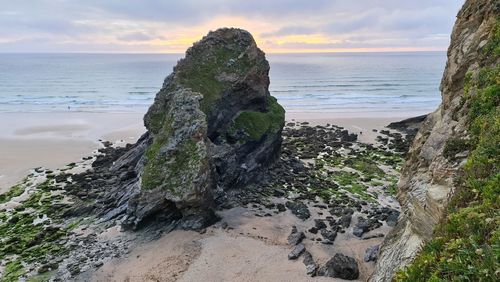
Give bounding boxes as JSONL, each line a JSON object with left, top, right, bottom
{"left": 386, "top": 212, "right": 399, "bottom": 227}
{"left": 308, "top": 227, "right": 318, "bottom": 234}
{"left": 287, "top": 226, "right": 305, "bottom": 245}
{"left": 320, "top": 229, "right": 337, "bottom": 242}
{"left": 314, "top": 219, "right": 327, "bottom": 230}
{"left": 364, "top": 245, "right": 380, "bottom": 262}
{"left": 285, "top": 201, "right": 311, "bottom": 220}
{"left": 276, "top": 203, "right": 286, "bottom": 212}
{"left": 339, "top": 214, "right": 352, "bottom": 228}
{"left": 288, "top": 243, "right": 306, "bottom": 260}
{"left": 302, "top": 251, "right": 317, "bottom": 276}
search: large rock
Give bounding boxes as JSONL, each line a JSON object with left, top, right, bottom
{"left": 318, "top": 253, "right": 359, "bottom": 280}
{"left": 102, "top": 28, "right": 285, "bottom": 230}
{"left": 371, "top": 1, "right": 499, "bottom": 281}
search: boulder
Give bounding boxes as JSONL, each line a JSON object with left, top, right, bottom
{"left": 100, "top": 28, "right": 285, "bottom": 230}
{"left": 318, "top": 253, "right": 359, "bottom": 280}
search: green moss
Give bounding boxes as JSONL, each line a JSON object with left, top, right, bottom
{"left": 330, "top": 171, "right": 359, "bottom": 186}
{"left": 344, "top": 157, "right": 384, "bottom": 179}
{"left": 1, "top": 261, "right": 26, "bottom": 282}
{"left": 0, "top": 180, "right": 71, "bottom": 281}
{"left": 396, "top": 22, "right": 499, "bottom": 281}
{"left": 387, "top": 182, "right": 398, "bottom": 195}
{"left": 0, "top": 183, "right": 26, "bottom": 204}
{"left": 230, "top": 96, "right": 285, "bottom": 141}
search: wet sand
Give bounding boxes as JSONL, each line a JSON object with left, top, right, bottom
{"left": 0, "top": 112, "right": 145, "bottom": 192}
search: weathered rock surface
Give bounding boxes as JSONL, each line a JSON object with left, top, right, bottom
{"left": 302, "top": 251, "right": 318, "bottom": 276}
{"left": 371, "top": 1, "right": 500, "bottom": 280}
{"left": 318, "top": 253, "right": 359, "bottom": 280}
{"left": 288, "top": 243, "right": 306, "bottom": 260}
{"left": 287, "top": 226, "right": 306, "bottom": 245}
{"left": 364, "top": 245, "right": 380, "bottom": 262}
{"left": 100, "top": 28, "right": 285, "bottom": 230}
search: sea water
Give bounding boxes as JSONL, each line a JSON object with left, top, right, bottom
{"left": 0, "top": 52, "right": 446, "bottom": 116}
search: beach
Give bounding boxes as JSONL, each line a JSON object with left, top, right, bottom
{"left": 0, "top": 109, "right": 415, "bottom": 281}
{"left": 0, "top": 112, "right": 145, "bottom": 192}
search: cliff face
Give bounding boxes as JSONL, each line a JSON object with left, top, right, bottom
{"left": 100, "top": 28, "right": 285, "bottom": 230}
{"left": 371, "top": 1, "right": 499, "bottom": 281}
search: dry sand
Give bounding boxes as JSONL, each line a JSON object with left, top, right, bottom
{"left": 93, "top": 204, "right": 389, "bottom": 282}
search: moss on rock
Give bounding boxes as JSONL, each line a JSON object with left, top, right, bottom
{"left": 230, "top": 96, "right": 285, "bottom": 141}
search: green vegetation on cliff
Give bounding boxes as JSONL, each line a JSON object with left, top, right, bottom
{"left": 396, "top": 21, "right": 499, "bottom": 281}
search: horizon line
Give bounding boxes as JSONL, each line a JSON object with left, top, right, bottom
{"left": 0, "top": 50, "right": 447, "bottom": 55}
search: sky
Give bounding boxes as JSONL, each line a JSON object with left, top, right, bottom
{"left": 0, "top": 0, "right": 464, "bottom": 53}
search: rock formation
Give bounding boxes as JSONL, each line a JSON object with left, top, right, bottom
{"left": 100, "top": 28, "right": 285, "bottom": 230}
{"left": 371, "top": 1, "right": 499, "bottom": 280}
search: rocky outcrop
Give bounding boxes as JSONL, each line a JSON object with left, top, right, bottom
{"left": 371, "top": 1, "right": 500, "bottom": 281}
{"left": 100, "top": 28, "right": 285, "bottom": 230}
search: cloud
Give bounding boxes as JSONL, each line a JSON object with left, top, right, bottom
{"left": 117, "top": 32, "right": 156, "bottom": 41}
{"left": 0, "top": 0, "right": 464, "bottom": 53}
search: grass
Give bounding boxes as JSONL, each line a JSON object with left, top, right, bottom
{"left": 395, "top": 20, "right": 499, "bottom": 281}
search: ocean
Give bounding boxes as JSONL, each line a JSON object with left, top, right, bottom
{"left": 0, "top": 52, "right": 446, "bottom": 116}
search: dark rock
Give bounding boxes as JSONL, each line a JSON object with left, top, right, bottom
{"left": 339, "top": 214, "right": 352, "bottom": 228}
{"left": 287, "top": 226, "right": 305, "bottom": 245}
{"left": 285, "top": 201, "right": 311, "bottom": 220}
{"left": 320, "top": 229, "right": 337, "bottom": 242}
{"left": 314, "top": 219, "right": 327, "bottom": 230}
{"left": 386, "top": 211, "right": 400, "bottom": 227}
{"left": 353, "top": 217, "right": 382, "bottom": 237}
{"left": 276, "top": 203, "right": 286, "bottom": 212}
{"left": 363, "top": 233, "right": 385, "bottom": 240}
{"left": 364, "top": 245, "right": 380, "bottom": 262}
{"left": 308, "top": 227, "right": 318, "bottom": 234}
{"left": 302, "top": 251, "right": 317, "bottom": 276}
{"left": 288, "top": 243, "right": 305, "bottom": 260}
{"left": 318, "top": 253, "right": 359, "bottom": 280}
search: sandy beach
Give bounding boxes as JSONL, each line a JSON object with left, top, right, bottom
{"left": 0, "top": 110, "right": 415, "bottom": 281}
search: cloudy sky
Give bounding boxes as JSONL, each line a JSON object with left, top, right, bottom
{"left": 0, "top": 0, "right": 464, "bottom": 53}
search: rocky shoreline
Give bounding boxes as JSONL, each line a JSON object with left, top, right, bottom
{"left": 0, "top": 117, "right": 420, "bottom": 281}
